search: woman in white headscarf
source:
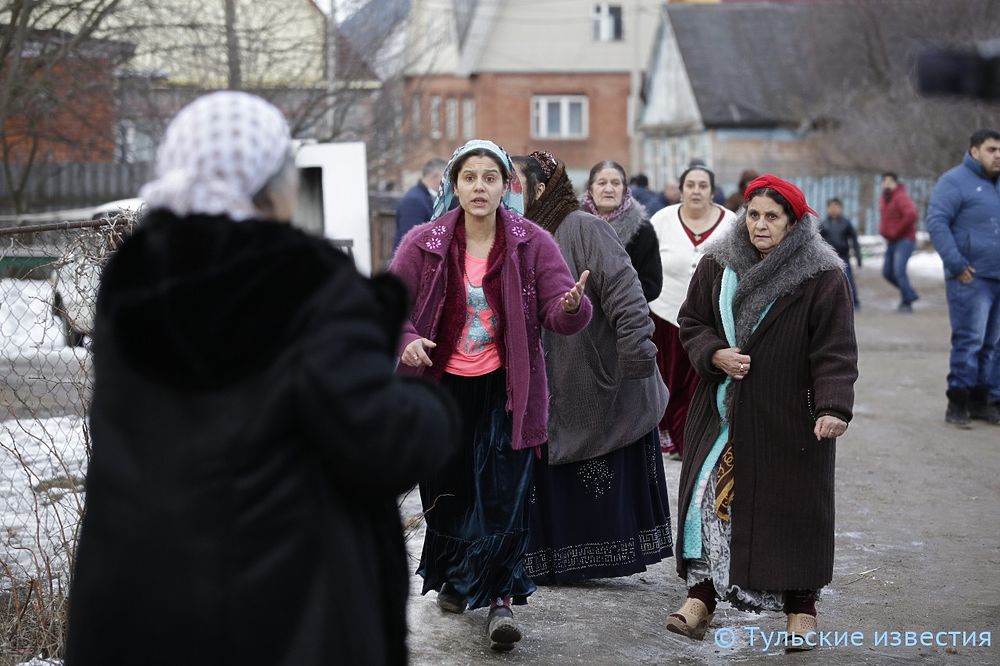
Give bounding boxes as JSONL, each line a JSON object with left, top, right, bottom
{"left": 66, "top": 91, "right": 458, "bottom": 665}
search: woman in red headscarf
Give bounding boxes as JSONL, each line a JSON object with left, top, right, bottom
{"left": 666, "top": 175, "right": 859, "bottom": 650}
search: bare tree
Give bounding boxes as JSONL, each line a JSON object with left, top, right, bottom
{"left": 0, "top": 0, "right": 131, "bottom": 214}
{"left": 810, "top": 0, "right": 1000, "bottom": 178}
{"left": 1, "top": 0, "right": 450, "bottom": 213}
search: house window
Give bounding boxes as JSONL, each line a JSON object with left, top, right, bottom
{"left": 429, "top": 95, "right": 442, "bottom": 139}
{"left": 115, "top": 120, "right": 156, "bottom": 163}
{"left": 410, "top": 95, "right": 422, "bottom": 137}
{"left": 531, "top": 95, "right": 588, "bottom": 140}
{"left": 462, "top": 97, "right": 476, "bottom": 139}
{"left": 592, "top": 3, "right": 623, "bottom": 42}
{"left": 445, "top": 97, "right": 458, "bottom": 139}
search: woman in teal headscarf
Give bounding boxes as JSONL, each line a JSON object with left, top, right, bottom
{"left": 389, "top": 139, "right": 591, "bottom": 651}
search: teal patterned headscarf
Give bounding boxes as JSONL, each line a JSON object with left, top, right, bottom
{"left": 430, "top": 139, "right": 525, "bottom": 221}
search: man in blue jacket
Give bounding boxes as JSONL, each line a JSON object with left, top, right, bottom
{"left": 926, "top": 128, "right": 1000, "bottom": 427}
{"left": 394, "top": 158, "right": 446, "bottom": 250}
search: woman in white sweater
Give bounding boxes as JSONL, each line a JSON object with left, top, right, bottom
{"left": 649, "top": 166, "right": 736, "bottom": 458}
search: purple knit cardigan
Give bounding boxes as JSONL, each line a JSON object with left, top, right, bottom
{"left": 388, "top": 206, "right": 592, "bottom": 451}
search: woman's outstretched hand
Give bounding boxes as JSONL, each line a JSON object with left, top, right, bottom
{"left": 562, "top": 270, "right": 590, "bottom": 313}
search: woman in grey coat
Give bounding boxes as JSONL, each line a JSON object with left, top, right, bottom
{"left": 513, "top": 151, "right": 672, "bottom": 584}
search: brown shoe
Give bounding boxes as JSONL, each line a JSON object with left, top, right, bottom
{"left": 785, "top": 613, "right": 818, "bottom": 651}
{"left": 666, "top": 598, "right": 713, "bottom": 641}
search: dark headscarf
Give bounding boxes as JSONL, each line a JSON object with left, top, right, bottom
{"left": 525, "top": 150, "right": 581, "bottom": 235}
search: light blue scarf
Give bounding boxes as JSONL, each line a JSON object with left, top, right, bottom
{"left": 430, "top": 139, "right": 525, "bottom": 221}
{"left": 682, "top": 266, "right": 773, "bottom": 560}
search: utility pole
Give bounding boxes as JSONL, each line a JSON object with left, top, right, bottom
{"left": 326, "top": 0, "right": 338, "bottom": 139}
{"left": 225, "top": 0, "right": 242, "bottom": 89}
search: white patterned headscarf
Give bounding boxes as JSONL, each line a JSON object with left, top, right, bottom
{"left": 139, "top": 91, "right": 292, "bottom": 221}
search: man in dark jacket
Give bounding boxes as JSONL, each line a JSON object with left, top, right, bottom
{"left": 926, "top": 128, "right": 1000, "bottom": 427}
{"left": 66, "top": 92, "right": 458, "bottom": 666}
{"left": 820, "top": 197, "right": 862, "bottom": 309}
{"left": 394, "top": 158, "right": 446, "bottom": 250}
{"left": 629, "top": 173, "right": 663, "bottom": 215}
{"left": 879, "top": 172, "right": 919, "bottom": 312}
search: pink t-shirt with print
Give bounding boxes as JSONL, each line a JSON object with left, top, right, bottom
{"left": 444, "top": 253, "right": 503, "bottom": 376}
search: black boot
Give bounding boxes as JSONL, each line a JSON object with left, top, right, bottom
{"left": 945, "top": 389, "right": 972, "bottom": 428}
{"left": 985, "top": 400, "right": 1000, "bottom": 426}
{"left": 969, "top": 386, "right": 990, "bottom": 420}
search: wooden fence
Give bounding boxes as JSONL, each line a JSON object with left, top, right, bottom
{"left": 0, "top": 162, "right": 154, "bottom": 214}
{"left": 2, "top": 163, "right": 936, "bottom": 247}
{"left": 791, "top": 174, "right": 935, "bottom": 236}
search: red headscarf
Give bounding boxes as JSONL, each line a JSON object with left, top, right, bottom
{"left": 743, "top": 174, "right": 817, "bottom": 220}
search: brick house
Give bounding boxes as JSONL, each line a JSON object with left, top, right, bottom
{"left": 401, "top": 0, "right": 661, "bottom": 189}
{"left": 1, "top": 28, "right": 134, "bottom": 165}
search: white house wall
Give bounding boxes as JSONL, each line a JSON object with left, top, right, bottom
{"left": 473, "top": 0, "right": 660, "bottom": 73}
{"left": 404, "top": 0, "right": 460, "bottom": 75}
{"left": 104, "top": 0, "right": 327, "bottom": 88}
{"left": 640, "top": 8, "right": 701, "bottom": 131}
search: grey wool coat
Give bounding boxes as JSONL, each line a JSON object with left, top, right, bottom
{"left": 675, "top": 214, "right": 858, "bottom": 590}
{"left": 544, "top": 210, "right": 669, "bottom": 464}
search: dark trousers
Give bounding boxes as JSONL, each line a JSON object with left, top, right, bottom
{"left": 839, "top": 252, "right": 860, "bottom": 307}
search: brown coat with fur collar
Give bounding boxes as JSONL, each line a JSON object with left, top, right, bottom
{"left": 676, "top": 257, "right": 858, "bottom": 590}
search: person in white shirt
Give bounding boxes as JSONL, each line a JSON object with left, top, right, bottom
{"left": 648, "top": 165, "right": 736, "bottom": 459}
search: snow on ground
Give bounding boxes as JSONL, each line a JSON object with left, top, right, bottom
{"left": 906, "top": 248, "right": 946, "bottom": 280}
{"left": 0, "top": 414, "right": 88, "bottom": 587}
{"left": 858, "top": 235, "right": 945, "bottom": 280}
{"left": 2, "top": 278, "right": 89, "bottom": 590}
{"left": 1, "top": 278, "right": 65, "bottom": 355}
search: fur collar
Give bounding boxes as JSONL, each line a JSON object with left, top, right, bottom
{"left": 606, "top": 199, "right": 648, "bottom": 247}
{"left": 705, "top": 212, "right": 843, "bottom": 347}
{"left": 99, "top": 210, "right": 360, "bottom": 389}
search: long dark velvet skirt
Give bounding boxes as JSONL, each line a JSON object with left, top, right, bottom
{"left": 416, "top": 369, "right": 536, "bottom": 610}
{"left": 524, "top": 429, "right": 673, "bottom": 584}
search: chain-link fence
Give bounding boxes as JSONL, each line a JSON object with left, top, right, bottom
{"left": 1, "top": 214, "right": 135, "bottom": 664}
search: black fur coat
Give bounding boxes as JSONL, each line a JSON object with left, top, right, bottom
{"left": 66, "top": 210, "right": 457, "bottom": 665}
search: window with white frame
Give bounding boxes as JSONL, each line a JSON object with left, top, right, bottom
{"left": 531, "top": 95, "right": 588, "bottom": 140}
{"left": 429, "top": 95, "right": 442, "bottom": 139}
{"left": 462, "top": 97, "right": 476, "bottom": 139}
{"left": 592, "top": 3, "right": 623, "bottom": 42}
{"left": 445, "top": 97, "right": 458, "bottom": 139}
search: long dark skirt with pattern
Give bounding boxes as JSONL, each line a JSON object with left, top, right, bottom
{"left": 524, "top": 429, "right": 673, "bottom": 584}
{"left": 416, "top": 369, "right": 536, "bottom": 610}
